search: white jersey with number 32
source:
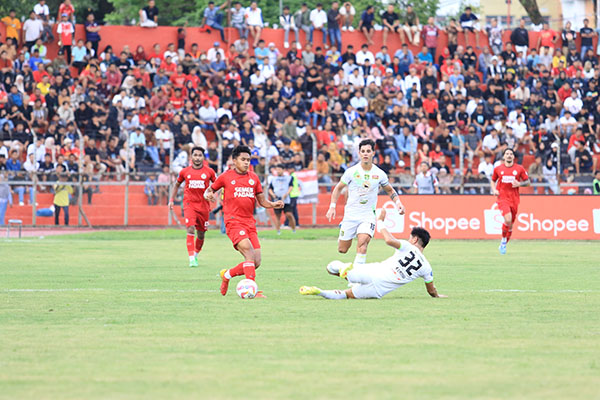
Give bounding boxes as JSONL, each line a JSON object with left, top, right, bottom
{"left": 381, "top": 240, "right": 434, "bottom": 286}
{"left": 340, "top": 164, "right": 389, "bottom": 220}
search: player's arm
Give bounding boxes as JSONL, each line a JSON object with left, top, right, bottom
{"left": 377, "top": 209, "right": 402, "bottom": 249}
{"left": 382, "top": 183, "right": 405, "bottom": 215}
{"left": 326, "top": 180, "right": 347, "bottom": 222}
{"left": 168, "top": 179, "right": 183, "bottom": 209}
{"left": 425, "top": 281, "right": 447, "bottom": 298}
{"left": 203, "top": 185, "right": 217, "bottom": 202}
{"left": 256, "top": 192, "right": 283, "bottom": 209}
{"left": 512, "top": 178, "right": 530, "bottom": 188}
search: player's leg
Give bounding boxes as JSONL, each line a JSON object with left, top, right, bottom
{"left": 194, "top": 211, "right": 209, "bottom": 262}
{"left": 284, "top": 211, "right": 296, "bottom": 232}
{"left": 338, "top": 219, "right": 358, "bottom": 253}
{"left": 354, "top": 221, "right": 376, "bottom": 264}
{"left": 273, "top": 208, "right": 282, "bottom": 234}
{"left": 194, "top": 229, "right": 205, "bottom": 259}
{"left": 300, "top": 286, "right": 355, "bottom": 299}
{"left": 184, "top": 206, "right": 198, "bottom": 267}
{"left": 498, "top": 202, "right": 513, "bottom": 254}
{"left": 505, "top": 207, "right": 517, "bottom": 244}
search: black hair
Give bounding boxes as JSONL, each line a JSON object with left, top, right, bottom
{"left": 503, "top": 147, "right": 515, "bottom": 156}
{"left": 232, "top": 145, "right": 252, "bottom": 159}
{"left": 411, "top": 227, "right": 431, "bottom": 248}
{"left": 358, "top": 139, "right": 375, "bottom": 151}
{"left": 191, "top": 146, "right": 205, "bottom": 155}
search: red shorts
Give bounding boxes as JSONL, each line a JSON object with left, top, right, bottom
{"left": 184, "top": 205, "right": 209, "bottom": 232}
{"left": 498, "top": 201, "right": 518, "bottom": 220}
{"left": 225, "top": 220, "right": 260, "bottom": 249}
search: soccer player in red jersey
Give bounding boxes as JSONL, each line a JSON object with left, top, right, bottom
{"left": 169, "top": 146, "right": 216, "bottom": 267}
{"left": 204, "top": 145, "right": 283, "bottom": 298}
{"left": 490, "top": 148, "right": 531, "bottom": 255}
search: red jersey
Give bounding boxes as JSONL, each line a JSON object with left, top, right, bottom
{"left": 177, "top": 164, "right": 216, "bottom": 211}
{"left": 211, "top": 169, "right": 263, "bottom": 222}
{"left": 492, "top": 163, "right": 529, "bottom": 205}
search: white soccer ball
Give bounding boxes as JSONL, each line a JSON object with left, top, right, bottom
{"left": 236, "top": 279, "right": 258, "bottom": 299}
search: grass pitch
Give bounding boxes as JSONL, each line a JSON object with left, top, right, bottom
{"left": 1, "top": 229, "right": 599, "bottom": 400}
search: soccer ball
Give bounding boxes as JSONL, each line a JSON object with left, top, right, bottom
{"left": 236, "top": 279, "right": 258, "bottom": 299}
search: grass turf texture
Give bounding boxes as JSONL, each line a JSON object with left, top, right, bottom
{"left": 1, "top": 230, "right": 599, "bottom": 400}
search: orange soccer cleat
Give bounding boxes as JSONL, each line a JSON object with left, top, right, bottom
{"left": 219, "top": 269, "right": 230, "bottom": 296}
{"left": 254, "top": 290, "right": 266, "bottom": 298}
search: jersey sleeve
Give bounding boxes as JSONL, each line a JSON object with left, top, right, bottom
{"left": 176, "top": 168, "right": 186, "bottom": 184}
{"left": 254, "top": 175, "right": 263, "bottom": 195}
{"left": 340, "top": 168, "right": 352, "bottom": 185}
{"left": 421, "top": 262, "right": 434, "bottom": 283}
{"left": 379, "top": 171, "right": 390, "bottom": 187}
{"left": 491, "top": 167, "right": 499, "bottom": 182}
{"left": 211, "top": 172, "right": 225, "bottom": 191}
{"left": 519, "top": 165, "right": 529, "bottom": 181}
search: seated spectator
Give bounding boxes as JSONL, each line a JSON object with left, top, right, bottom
{"left": 201, "top": 1, "right": 226, "bottom": 42}
{"left": 139, "top": 0, "right": 159, "bottom": 28}
{"left": 401, "top": 4, "right": 420, "bottom": 46}
{"left": 358, "top": 6, "right": 375, "bottom": 46}
{"left": 246, "top": 1, "right": 264, "bottom": 48}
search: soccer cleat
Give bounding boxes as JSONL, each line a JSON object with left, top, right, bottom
{"left": 299, "top": 286, "right": 321, "bottom": 296}
{"left": 339, "top": 263, "right": 354, "bottom": 280}
{"left": 189, "top": 258, "right": 199, "bottom": 268}
{"left": 254, "top": 290, "right": 266, "bottom": 298}
{"left": 326, "top": 260, "right": 345, "bottom": 276}
{"left": 499, "top": 243, "right": 507, "bottom": 255}
{"left": 219, "top": 269, "right": 230, "bottom": 296}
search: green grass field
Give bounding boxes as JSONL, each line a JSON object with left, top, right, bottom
{"left": 1, "top": 229, "right": 599, "bottom": 400}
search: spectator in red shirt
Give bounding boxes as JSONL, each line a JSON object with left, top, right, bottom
{"left": 310, "top": 94, "right": 328, "bottom": 128}
{"left": 169, "top": 88, "right": 185, "bottom": 111}
{"left": 557, "top": 81, "right": 572, "bottom": 102}
{"left": 57, "top": 0, "right": 75, "bottom": 25}
{"left": 537, "top": 22, "right": 559, "bottom": 56}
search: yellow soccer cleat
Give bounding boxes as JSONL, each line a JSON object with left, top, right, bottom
{"left": 339, "top": 263, "right": 354, "bottom": 280}
{"left": 299, "top": 286, "right": 321, "bottom": 296}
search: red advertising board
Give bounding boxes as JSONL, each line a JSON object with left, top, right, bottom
{"left": 374, "top": 196, "right": 600, "bottom": 240}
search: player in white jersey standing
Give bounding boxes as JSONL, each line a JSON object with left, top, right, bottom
{"left": 300, "top": 210, "right": 446, "bottom": 299}
{"left": 325, "top": 139, "right": 405, "bottom": 266}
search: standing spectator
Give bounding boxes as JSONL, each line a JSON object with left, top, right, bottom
{"left": 488, "top": 18, "right": 503, "bottom": 56}
{"left": 413, "top": 162, "right": 439, "bottom": 194}
{"left": 84, "top": 13, "right": 101, "bottom": 56}
{"left": 53, "top": 168, "right": 73, "bottom": 225}
{"left": 445, "top": 18, "right": 461, "bottom": 56}
{"left": 1, "top": 10, "right": 21, "bottom": 46}
{"left": 510, "top": 18, "right": 529, "bottom": 64}
{"left": 22, "top": 12, "right": 44, "bottom": 51}
{"left": 528, "top": 155, "right": 544, "bottom": 194}
{"left": 339, "top": 1, "right": 355, "bottom": 31}
{"left": 230, "top": 2, "right": 248, "bottom": 39}
{"left": 202, "top": 1, "right": 226, "bottom": 43}
{"left": 139, "top": 0, "right": 159, "bottom": 28}
{"left": 421, "top": 17, "right": 439, "bottom": 61}
{"left": 58, "top": 0, "right": 75, "bottom": 25}
{"left": 381, "top": 4, "right": 400, "bottom": 48}
{"left": 358, "top": 6, "right": 375, "bottom": 46}
{"left": 537, "top": 22, "right": 558, "bottom": 56}
{"left": 310, "top": 3, "right": 328, "bottom": 49}
{"left": 144, "top": 174, "right": 158, "bottom": 205}
{"left": 280, "top": 6, "right": 299, "bottom": 50}
{"left": 580, "top": 18, "right": 596, "bottom": 61}
{"left": 246, "top": 1, "right": 264, "bottom": 48}
{"left": 459, "top": 6, "right": 480, "bottom": 49}
{"left": 401, "top": 4, "right": 420, "bottom": 46}
{"left": 57, "top": 13, "right": 74, "bottom": 64}
{"left": 561, "top": 21, "right": 576, "bottom": 51}
{"left": 0, "top": 172, "right": 11, "bottom": 225}
{"left": 309, "top": 152, "right": 332, "bottom": 187}
{"left": 327, "top": 1, "right": 342, "bottom": 50}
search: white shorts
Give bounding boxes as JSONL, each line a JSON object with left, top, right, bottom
{"left": 338, "top": 218, "right": 376, "bottom": 241}
{"left": 348, "top": 263, "right": 400, "bottom": 299}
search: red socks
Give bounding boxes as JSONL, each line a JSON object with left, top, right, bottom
{"left": 502, "top": 224, "right": 513, "bottom": 243}
{"left": 186, "top": 234, "right": 195, "bottom": 256}
{"left": 195, "top": 238, "right": 204, "bottom": 253}
{"left": 242, "top": 261, "right": 256, "bottom": 280}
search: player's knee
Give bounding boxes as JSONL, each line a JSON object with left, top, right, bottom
{"left": 186, "top": 226, "right": 195, "bottom": 235}
{"left": 338, "top": 246, "right": 349, "bottom": 254}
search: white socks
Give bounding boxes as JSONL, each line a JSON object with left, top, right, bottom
{"left": 189, "top": 255, "right": 195, "bottom": 262}
{"left": 318, "top": 290, "right": 348, "bottom": 300}
{"left": 353, "top": 253, "right": 366, "bottom": 264}
{"left": 501, "top": 238, "right": 507, "bottom": 245}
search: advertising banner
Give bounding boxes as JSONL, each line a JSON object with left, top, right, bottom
{"left": 296, "top": 170, "right": 319, "bottom": 204}
{"left": 374, "top": 196, "right": 600, "bottom": 240}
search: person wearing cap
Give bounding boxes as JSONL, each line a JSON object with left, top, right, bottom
{"left": 201, "top": 1, "right": 226, "bottom": 42}
{"left": 245, "top": 1, "right": 264, "bottom": 47}
{"left": 207, "top": 41, "right": 225, "bottom": 63}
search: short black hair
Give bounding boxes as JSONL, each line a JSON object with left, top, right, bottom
{"left": 191, "top": 146, "right": 205, "bottom": 155}
{"left": 503, "top": 147, "right": 515, "bottom": 156}
{"left": 411, "top": 227, "right": 431, "bottom": 248}
{"left": 358, "top": 139, "right": 375, "bottom": 151}
{"left": 232, "top": 145, "right": 252, "bottom": 159}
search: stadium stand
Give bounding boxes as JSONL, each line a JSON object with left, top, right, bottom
{"left": 0, "top": 2, "right": 599, "bottom": 226}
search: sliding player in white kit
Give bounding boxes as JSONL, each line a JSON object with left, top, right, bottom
{"left": 326, "top": 139, "right": 405, "bottom": 266}
{"left": 300, "top": 210, "right": 446, "bottom": 299}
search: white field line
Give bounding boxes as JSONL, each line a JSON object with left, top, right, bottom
{"left": 1, "top": 288, "right": 598, "bottom": 294}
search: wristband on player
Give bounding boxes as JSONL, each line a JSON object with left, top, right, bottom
{"left": 329, "top": 203, "right": 336, "bottom": 208}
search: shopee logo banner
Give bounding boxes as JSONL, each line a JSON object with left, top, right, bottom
{"left": 374, "top": 196, "right": 600, "bottom": 240}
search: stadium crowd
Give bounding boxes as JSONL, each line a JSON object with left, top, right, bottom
{"left": 0, "top": 0, "right": 600, "bottom": 218}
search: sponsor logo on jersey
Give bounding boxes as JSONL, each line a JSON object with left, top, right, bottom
{"left": 248, "top": 178, "right": 255, "bottom": 185}
{"left": 501, "top": 175, "right": 516, "bottom": 183}
{"left": 201, "top": 173, "right": 206, "bottom": 179}
{"left": 187, "top": 175, "right": 191, "bottom": 178}
{"left": 231, "top": 180, "right": 236, "bottom": 185}
{"left": 188, "top": 180, "right": 206, "bottom": 189}
{"left": 239, "top": 230, "right": 246, "bottom": 235}
{"left": 372, "top": 175, "right": 379, "bottom": 179}
{"left": 234, "top": 187, "right": 255, "bottom": 198}
{"left": 513, "top": 170, "right": 517, "bottom": 175}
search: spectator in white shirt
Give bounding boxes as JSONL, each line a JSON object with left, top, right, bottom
{"left": 280, "top": 6, "right": 299, "bottom": 49}
{"left": 355, "top": 44, "right": 374, "bottom": 65}
{"left": 34, "top": 0, "right": 50, "bottom": 20}
{"left": 154, "top": 122, "right": 172, "bottom": 152}
{"left": 346, "top": 68, "right": 365, "bottom": 88}
{"left": 482, "top": 129, "right": 501, "bottom": 158}
{"left": 403, "top": 68, "right": 421, "bottom": 95}
{"left": 350, "top": 90, "right": 368, "bottom": 110}
{"left": 559, "top": 111, "right": 577, "bottom": 135}
{"left": 198, "top": 100, "right": 217, "bottom": 127}
{"left": 478, "top": 154, "right": 494, "bottom": 179}
{"left": 563, "top": 92, "right": 583, "bottom": 116}
{"left": 339, "top": 1, "right": 356, "bottom": 31}
{"left": 250, "top": 69, "right": 266, "bottom": 87}
{"left": 245, "top": 1, "right": 263, "bottom": 47}
{"left": 207, "top": 42, "right": 225, "bottom": 63}
{"left": 22, "top": 11, "right": 44, "bottom": 50}
{"left": 509, "top": 115, "right": 528, "bottom": 141}
{"left": 309, "top": 3, "right": 328, "bottom": 49}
